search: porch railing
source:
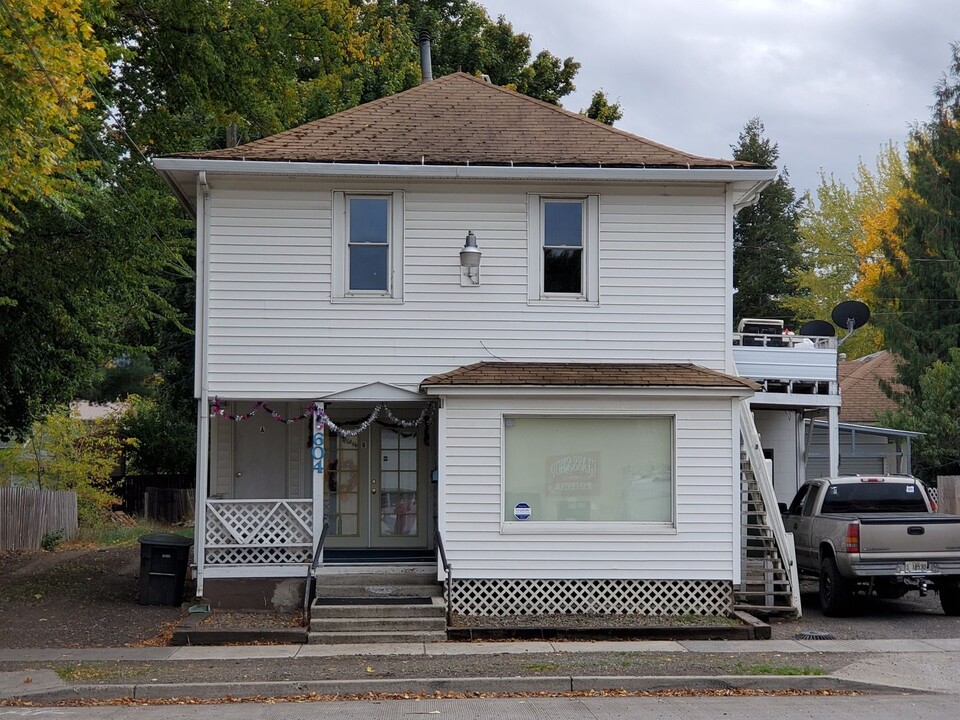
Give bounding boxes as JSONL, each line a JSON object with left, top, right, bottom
{"left": 204, "top": 499, "right": 313, "bottom": 565}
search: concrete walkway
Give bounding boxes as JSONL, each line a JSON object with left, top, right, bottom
{"left": 2, "top": 639, "right": 960, "bottom": 702}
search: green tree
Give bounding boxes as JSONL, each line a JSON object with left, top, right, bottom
{"left": 731, "top": 118, "right": 804, "bottom": 324}
{"left": 407, "top": 0, "right": 580, "bottom": 104}
{"left": 874, "top": 43, "right": 960, "bottom": 394}
{"left": 582, "top": 89, "right": 623, "bottom": 126}
{"left": 878, "top": 348, "right": 960, "bottom": 480}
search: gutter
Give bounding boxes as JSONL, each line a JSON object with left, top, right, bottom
{"left": 153, "top": 158, "right": 776, "bottom": 184}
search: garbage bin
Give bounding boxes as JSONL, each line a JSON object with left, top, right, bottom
{"left": 138, "top": 533, "right": 193, "bottom": 606}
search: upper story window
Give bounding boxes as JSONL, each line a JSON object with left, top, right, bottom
{"left": 333, "top": 191, "right": 404, "bottom": 301}
{"left": 348, "top": 197, "right": 390, "bottom": 292}
{"left": 543, "top": 199, "right": 584, "bottom": 294}
{"left": 527, "top": 194, "right": 599, "bottom": 304}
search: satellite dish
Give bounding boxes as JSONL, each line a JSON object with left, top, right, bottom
{"left": 831, "top": 301, "right": 870, "bottom": 331}
{"left": 799, "top": 320, "right": 836, "bottom": 337}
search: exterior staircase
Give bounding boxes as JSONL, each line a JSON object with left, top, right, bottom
{"left": 308, "top": 565, "right": 447, "bottom": 643}
{"left": 736, "top": 404, "right": 802, "bottom": 618}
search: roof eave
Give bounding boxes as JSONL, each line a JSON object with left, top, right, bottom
{"left": 421, "top": 383, "right": 756, "bottom": 398}
{"left": 152, "top": 158, "right": 778, "bottom": 218}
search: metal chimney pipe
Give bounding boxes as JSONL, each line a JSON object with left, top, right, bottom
{"left": 419, "top": 30, "right": 433, "bottom": 84}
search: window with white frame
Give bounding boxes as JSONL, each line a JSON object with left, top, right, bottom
{"left": 542, "top": 199, "right": 584, "bottom": 294}
{"left": 527, "top": 194, "right": 599, "bottom": 303}
{"left": 333, "top": 191, "right": 404, "bottom": 300}
{"left": 503, "top": 416, "right": 674, "bottom": 525}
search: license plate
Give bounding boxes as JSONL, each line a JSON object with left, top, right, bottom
{"left": 902, "top": 561, "right": 930, "bottom": 573}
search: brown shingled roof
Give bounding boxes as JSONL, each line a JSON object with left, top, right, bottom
{"left": 421, "top": 362, "right": 759, "bottom": 390}
{"left": 838, "top": 351, "right": 904, "bottom": 423}
{"left": 170, "top": 73, "right": 763, "bottom": 170}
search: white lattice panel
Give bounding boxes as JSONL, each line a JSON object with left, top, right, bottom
{"left": 448, "top": 579, "right": 732, "bottom": 616}
{"left": 205, "top": 499, "right": 313, "bottom": 565}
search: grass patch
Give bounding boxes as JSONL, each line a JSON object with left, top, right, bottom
{"left": 522, "top": 663, "right": 561, "bottom": 672}
{"left": 736, "top": 662, "right": 825, "bottom": 676}
{"left": 72, "top": 519, "right": 193, "bottom": 547}
{"left": 54, "top": 663, "right": 148, "bottom": 682}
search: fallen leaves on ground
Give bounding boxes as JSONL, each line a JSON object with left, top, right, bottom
{"left": 0, "top": 688, "right": 860, "bottom": 707}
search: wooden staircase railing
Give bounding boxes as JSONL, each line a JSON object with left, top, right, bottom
{"left": 737, "top": 404, "right": 802, "bottom": 617}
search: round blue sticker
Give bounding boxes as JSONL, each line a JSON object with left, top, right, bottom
{"left": 514, "top": 502, "right": 531, "bottom": 520}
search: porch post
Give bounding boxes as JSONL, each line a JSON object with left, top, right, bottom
{"left": 311, "top": 402, "right": 325, "bottom": 559}
{"left": 194, "top": 393, "right": 210, "bottom": 598}
{"left": 828, "top": 405, "right": 840, "bottom": 477}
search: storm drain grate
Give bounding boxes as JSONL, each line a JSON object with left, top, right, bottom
{"left": 794, "top": 630, "right": 837, "bottom": 640}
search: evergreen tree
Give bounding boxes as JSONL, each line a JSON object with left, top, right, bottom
{"left": 875, "top": 43, "right": 960, "bottom": 394}
{"left": 731, "top": 118, "right": 804, "bottom": 325}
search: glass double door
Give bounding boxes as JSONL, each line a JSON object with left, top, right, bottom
{"left": 324, "top": 425, "right": 424, "bottom": 548}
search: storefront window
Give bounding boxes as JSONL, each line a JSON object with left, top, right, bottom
{"left": 503, "top": 416, "right": 673, "bottom": 524}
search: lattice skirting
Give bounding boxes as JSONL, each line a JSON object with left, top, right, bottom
{"left": 447, "top": 579, "right": 732, "bottom": 616}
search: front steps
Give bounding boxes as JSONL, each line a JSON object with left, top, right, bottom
{"left": 308, "top": 566, "right": 447, "bottom": 643}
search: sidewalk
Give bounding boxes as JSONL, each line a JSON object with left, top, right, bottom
{"left": 3, "top": 638, "right": 960, "bottom": 702}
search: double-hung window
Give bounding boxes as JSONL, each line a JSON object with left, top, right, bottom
{"left": 348, "top": 197, "right": 390, "bottom": 292}
{"left": 543, "top": 199, "right": 584, "bottom": 294}
{"left": 333, "top": 191, "right": 404, "bottom": 300}
{"left": 527, "top": 194, "right": 599, "bottom": 303}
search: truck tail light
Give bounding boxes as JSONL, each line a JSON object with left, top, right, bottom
{"left": 844, "top": 523, "right": 860, "bottom": 553}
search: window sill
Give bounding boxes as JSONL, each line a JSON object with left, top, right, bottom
{"left": 332, "top": 295, "right": 404, "bottom": 304}
{"left": 526, "top": 297, "right": 599, "bottom": 308}
{"left": 500, "top": 521, "right": 677, "bottom": 535}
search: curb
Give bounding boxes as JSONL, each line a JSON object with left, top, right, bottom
{"left": 7, "top": 674, "right": 916, "bottom": 703}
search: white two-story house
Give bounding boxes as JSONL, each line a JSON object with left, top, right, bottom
{"left": 156, "top": 71, "right": 806, "bottom": 620}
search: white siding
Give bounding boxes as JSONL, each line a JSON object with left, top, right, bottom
{"left": 439, "top": 394, "right": 737, "bottom": 581}
{"left": 203, "top": 178, "right": 731, "bottom": 397}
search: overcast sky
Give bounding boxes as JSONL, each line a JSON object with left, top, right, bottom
{"left": 480, "top": 0, "right": 959, "bottom": 198}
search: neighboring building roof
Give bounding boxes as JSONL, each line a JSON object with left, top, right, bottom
{"left": 838, "top": 351, "right": 902, "bottom": 423}
{"left": 421, "top": 362, "right": 759, "bottom": 390}
{"left": 70, "top": 401, "right": 128, "bottom": 421}
{"left": 168, "top": 73, "right": 763, "bottom": 170}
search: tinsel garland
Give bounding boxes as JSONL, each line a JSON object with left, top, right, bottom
{"left": 210, "top": 397, "right": 433, "bottom": 436}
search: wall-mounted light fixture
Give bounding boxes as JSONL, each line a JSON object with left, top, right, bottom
{"left": 459, "top": 230, "right": 481, "bottom": 286}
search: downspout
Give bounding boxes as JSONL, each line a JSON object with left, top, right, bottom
{"left": 193, "top": 171, "right": 211, "bottom": 598}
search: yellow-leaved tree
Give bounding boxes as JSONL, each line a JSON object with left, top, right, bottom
{"left": 785, "top": 143, "right": 906, "bottom": 357}
{"left": 0, "top": 0, "right": 108, "bottom": 248}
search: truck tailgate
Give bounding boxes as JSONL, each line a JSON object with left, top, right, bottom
{"left": 858, "top": 514, "right": 960, "bottom": 556}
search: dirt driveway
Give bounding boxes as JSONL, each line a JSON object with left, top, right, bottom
{"left": 0, "top": 545, "right": 183, "bottom": 648}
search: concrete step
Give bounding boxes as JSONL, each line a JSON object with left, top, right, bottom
{"left": 314, "top": 583, "right": 441, "bottom": 599}
{"left": 310, "top": 616, "right": 446, "bottom": 633}
{"left": 310, "top": 602, "right": 445, "bottom": 619}
{"left": 308, "top": 630, "right": 448, "bottom": 644}
{"left": 316, "top": 569, "right": 438, "bottom": 586}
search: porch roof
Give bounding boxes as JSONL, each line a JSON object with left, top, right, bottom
{"left": 420, "top": 361, "right": 759, "bottom": 390}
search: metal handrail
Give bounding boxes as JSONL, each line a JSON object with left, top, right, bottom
{"left": 434, "top": 526, "right": 452, "bottom": 626}
{"left": 302, "top": 520, "right": 329, "bottom": 621}
{"left": 739, "top": 403, "right": 802, "bottom": 615}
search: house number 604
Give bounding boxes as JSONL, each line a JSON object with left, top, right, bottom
{"left": 311, "top": 431, "right": 325, "bottom": 471}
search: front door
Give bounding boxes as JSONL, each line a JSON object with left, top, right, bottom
{"left": 324, "top": 425, "right": 425, "bottom": 548}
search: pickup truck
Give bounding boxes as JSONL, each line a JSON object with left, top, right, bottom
{"left": 781, "top": 475, "right": 960, "bottom": 616}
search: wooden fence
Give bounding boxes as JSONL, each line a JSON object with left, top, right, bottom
{"left": 117, "top": 474, "right": 193, "bottom": 517}
{"left": 0, "top": 487, "right": 78, "bottom": 552}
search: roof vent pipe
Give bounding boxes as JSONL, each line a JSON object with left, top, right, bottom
{"left": 419, "top": 30, "right": 433, "bottom": 84}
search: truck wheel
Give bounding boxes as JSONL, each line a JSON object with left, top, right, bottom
{"left": 942, "top": 587, "right": 960, "bottom": 616}
{"left": 820, "top": 557, "right": 854, "bottom": 617}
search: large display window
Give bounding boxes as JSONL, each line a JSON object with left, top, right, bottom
{"left": 503, "top": 416, "right": 674, "bottom": 525}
